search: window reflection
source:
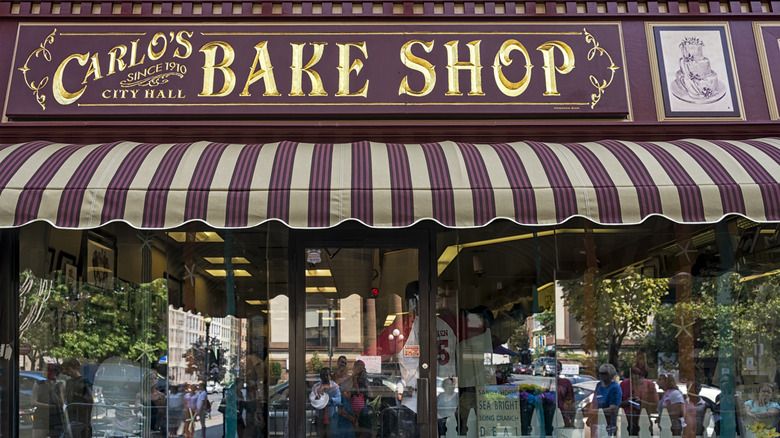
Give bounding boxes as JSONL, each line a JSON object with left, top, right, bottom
{"left": 435, "top": 218, "right": 780, "bottom": 438}
{"left": 13, "top": 217, "right": 780, "bottom": 437}
{"left": 18, "top": 223, "right": 289, "bottom": 438}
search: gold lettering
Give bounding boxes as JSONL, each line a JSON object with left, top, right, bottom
{"left": 82, "top": 53, "right": 103, "bottom": 84}
{"left": 240, "top": 41, "right": 281, "bottom": 97}
{"left": 492, "top": 39, "right": 532, "bottom": 97}
{"left": 398, "top": 40, "right": 435, "bottom": 97}
{"left": 199, "top": 41, "right": 236, "bottom": 97}
{"left": 174, "top": 31, "right": 194, "bottom": 59}
{"left": 336, "top": 42, "right": 369, "bottom": 97}
{"left": 444, "top": 40, "right": 484, "bottom": 96}
{"left": 536, "top": 41, "right": 575, "bottom": 96}
{"left": 102, "top": 89, "right": 111, "bottom": 99}
{"left": 289, "top": 42, "right": 328, "bottom": 97}
{"left": 53, "top": 53, "right": 89, "bottom": 105}
{"left": 107, "top": 45, "right": 127, "bottom": 76}
{"left": 148, "top": 32, "right": 167, "bottom": 61}
{"left": 129, "top": 39, "right": 146, "bottom": 68}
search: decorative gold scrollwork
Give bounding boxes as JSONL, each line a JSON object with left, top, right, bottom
{"left": 584, "top": 28, "right": 620, "bottom": 109}
{"left": 120, "top": 72, "right": 185, "bottom": 88}
{"left": 18, "top": 29, "right": 57, "bottom": 111}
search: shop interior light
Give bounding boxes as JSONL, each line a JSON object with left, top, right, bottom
{"left": 206, "top": 269, "right": 252, "bottom": 277}
{"left": 306, "top": 269, "right": 332, "bottom": 277}
{"left": 384, "top": 315, "right": 396, "bottom": 326}
{"left": 437, "top": 228, "right": 635, "bottom": 276}
{"left": 204, "top": 257, "right": 251, "bottom": 264}
{"left": 323, "top": 317, "right": 344, "bottom": 321}
{"left": 306, "top": 286, "right": 338, "bottom": 293}
{"left": 245, "top": 300, "right": 267, "bottom": 305}
{"left": 316, "top": 309, "right": 341, "bottom": 313}
{"left": 167, "top": 231, "right": 225, "bottom": 242}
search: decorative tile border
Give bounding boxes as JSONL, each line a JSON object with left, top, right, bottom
{"left": 2, "top": 0, "right": 776, "bottom": 17}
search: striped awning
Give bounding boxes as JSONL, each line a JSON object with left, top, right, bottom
{"left": 1, "top": 138, "right": 779, "bottom": 229}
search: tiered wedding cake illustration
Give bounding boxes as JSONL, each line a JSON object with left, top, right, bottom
{"left": 671, "top": 37, "right": 726, "bottom": 103}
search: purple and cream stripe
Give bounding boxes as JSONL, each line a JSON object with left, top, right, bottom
{"left": 0, "top": 138, "right": 777, "bottom": 229}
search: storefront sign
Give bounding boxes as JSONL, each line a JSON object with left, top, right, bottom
{"left": 477, "top": 385, "right": 521, "bottom": 437}
{"left": 404, "top": 345, "right": 420, "bottom": 357}
{"left": 7, "top": 23, "right": 628, "bottom": 119}
{"left": 561, "top": 363, "right": 579, "bottom": 375}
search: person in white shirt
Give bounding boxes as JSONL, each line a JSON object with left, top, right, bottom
{"left": 168, "top": 384, "right": 185, "bottom": 437}
{"left": 197, "top": 382, "right": 209, "bottom": 436}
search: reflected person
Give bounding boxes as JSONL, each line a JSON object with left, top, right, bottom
{"left": 585, "top": 364, "right": 622, "bottom": 437}
{"left": 31, "top": 364, "right": 63, "bottom": 438}
{"left": 312, "top": 367, "right": 342, "bottom": 438}
{"left": 60, "top": 358, "right": 93, "bottom": 438}
{"left": 657, "top": 373, "right": 685, "bottom": 436}
{"left": 620, "top": 365, "right": 658, "bottom": 436}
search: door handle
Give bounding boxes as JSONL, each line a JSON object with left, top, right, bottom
{"left": 417, "top": 377, "right": 429, "bottom": 424}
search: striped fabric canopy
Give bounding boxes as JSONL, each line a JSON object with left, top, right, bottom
{"left": 1, "top": 138, "right": 779, "bottom": 229}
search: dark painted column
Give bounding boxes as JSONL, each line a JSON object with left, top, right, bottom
{"left": 0, "top": 229, "right": 19, "bottom": 438}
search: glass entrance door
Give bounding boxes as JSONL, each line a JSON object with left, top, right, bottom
{"left": 291, "top": 230, "right": 432, "bottom": 438}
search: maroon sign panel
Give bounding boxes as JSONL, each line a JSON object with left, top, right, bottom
{"left": 7, "top": 23, "right": 629, "bottom": 120}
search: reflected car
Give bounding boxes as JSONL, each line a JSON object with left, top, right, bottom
{"left": 531, "top": 357, "right": 557, "bottom": 376}
{"left": 207, "top": 381, "right": 223, "bottom": 394}
{"left": 267, "top": 379, "right": 322, "bottom": 437}
{"left": 514, "top": 364, "right": 532, "bottom": 375}
{"left": 266, "top": 375, "right": 404, "bottom": 437}
{"left": 573, "top": 380, "right": 599, "bottom": 412}
{"left": 560, "top": 374, "right": 597, "bottom": 385}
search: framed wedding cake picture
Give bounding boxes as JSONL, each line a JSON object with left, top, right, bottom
{"left": 646, "top": 23, "right": 744, "bottom": 121}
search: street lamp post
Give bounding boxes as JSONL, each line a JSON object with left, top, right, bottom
{"left": 203, "top": 315, "right": 212, "bottom": 384}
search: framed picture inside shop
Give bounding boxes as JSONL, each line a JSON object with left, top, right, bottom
{"left": 753, "top": 23, "right": 780, "bottom": 120}
{"left": 85, "top": 231, "right": 116, "bottom": 289}
{"left": 56, "top": 251, "right": 76, "bottom": 273}
{"left": 646, "top": 23, "right": 744, "bottom": 120}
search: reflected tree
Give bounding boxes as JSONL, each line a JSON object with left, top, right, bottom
{"left": 21, "top": 272, "right": 168, "bottom": 365}
{"left": 562, "top": 267, "right": 669, "bottom": 368}
{"left": 19, "top": 270, "right": 61, "bottom": 367}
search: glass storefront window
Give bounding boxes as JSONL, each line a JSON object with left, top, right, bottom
{"left": 435, "top": 217, "right": 780, "bottom": 438}
{"left": 303, "top": 245, "right": 421, "bottom": 438}
{"left": 16, "top": 223, "right": 290, "bottom": 438}
{"left": 10, "top": 215, "right": 780, "bottom": 437}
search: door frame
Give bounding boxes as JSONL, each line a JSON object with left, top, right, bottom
{"left": 288, "top": 224, "right": 437, "bottom": 437}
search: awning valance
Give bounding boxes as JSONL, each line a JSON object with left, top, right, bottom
{"left": 1, "top": 138, "right": 779, "bottom": 229}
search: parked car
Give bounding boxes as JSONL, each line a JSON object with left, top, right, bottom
{"left": 531, "top": 357, "right": 557, "bottom": 376}
{"left": 514, "top": 363, "right": 532, "bottom": 374}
